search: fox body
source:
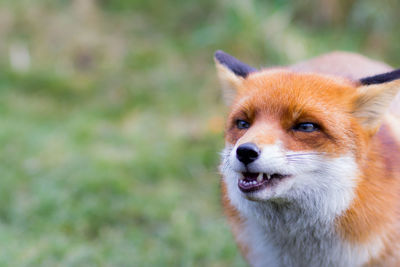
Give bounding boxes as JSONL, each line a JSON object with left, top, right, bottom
{"left": 214, "top": 51, "right": 400, "bottom": 267}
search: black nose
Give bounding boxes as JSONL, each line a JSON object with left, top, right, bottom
{"left": 236, "top": 142, "right": 260, "bottom": 165}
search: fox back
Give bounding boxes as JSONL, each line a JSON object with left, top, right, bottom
{"left": 214, "top": 50, "right": 400, "bottom": 267}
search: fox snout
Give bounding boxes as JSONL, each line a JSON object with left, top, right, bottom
{"left": 236, "top": 142, "right": 260, "bottom": 165}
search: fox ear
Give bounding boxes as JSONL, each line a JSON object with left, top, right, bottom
{"left": 354, "top": 69, "right": 400, "bottom": 131}
{"left": 214, "top": 50, "right": 256, "bottom": 105}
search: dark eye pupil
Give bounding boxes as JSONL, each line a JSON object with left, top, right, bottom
{"left": 236, "top": 120, "right": 250, "bottom": 129}
{"left": 294, "top": 122, "right": 318, "bottom": 132}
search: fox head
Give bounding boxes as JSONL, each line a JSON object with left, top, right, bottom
{"left": 215, "top": 50, "right": 400, "bottom": 219}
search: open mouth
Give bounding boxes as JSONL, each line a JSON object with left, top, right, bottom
{"left": 238, "top": 172, "right": 290, "bottom": 193}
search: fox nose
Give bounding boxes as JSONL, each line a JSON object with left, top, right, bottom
{"left": 236, "top": 142, "right": 260, "bottom": 165}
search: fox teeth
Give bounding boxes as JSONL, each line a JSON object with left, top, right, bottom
{"left": 257, "top": 173, "right": 263, "bottom": 182}
{"left": 266, "top": 174, "right": 271, "bottom": 180}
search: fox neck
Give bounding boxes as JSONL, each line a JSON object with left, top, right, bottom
{"left": 239, "top": 208, "right": 385, "bottom": 267}
{"left": 233, "top": 172, "right": 387, "bottom": 267}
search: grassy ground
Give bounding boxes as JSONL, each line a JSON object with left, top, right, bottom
{"left": 1, "top": 0, "right": 400, "bottom": 266}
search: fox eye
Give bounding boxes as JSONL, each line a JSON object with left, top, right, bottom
{"left": 293, "top": 122, "right": 319, "bottom": 132}
{"left": 236, "top": 120, "right": 250, "bottom": 129}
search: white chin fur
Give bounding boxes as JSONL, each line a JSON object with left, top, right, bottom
{"left": 220, "top": 143, "right": 358, "bottom": 220}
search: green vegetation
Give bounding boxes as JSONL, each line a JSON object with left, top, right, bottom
{"left": 0, "top": 0, "right": 399, "bottom": 265}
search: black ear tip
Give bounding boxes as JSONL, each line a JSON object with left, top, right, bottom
{"left": 213, "top": 50, "right": 257, "bottom": 78}
{"left": 214, "top": 50, "right": 227, "bottom": 62}
{"left": 360, "top": 68, "right": 400, "bottom": 85}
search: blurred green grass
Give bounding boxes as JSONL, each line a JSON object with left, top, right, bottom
{"left": 0, "top": 0, "right": 400, "bottom": 265}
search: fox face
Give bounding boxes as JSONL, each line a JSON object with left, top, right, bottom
{"left": 215, "top": 51, "right": 400, "bottom": 266}
{"left": 221, "top": 72, "right": 359, "bottom": 212}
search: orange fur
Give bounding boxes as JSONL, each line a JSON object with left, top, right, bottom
{"left": 337, "top": 123, "right": 400, "bottom": 263}
{"left": 226, "top": 71, "right": 360, "bottom": 156}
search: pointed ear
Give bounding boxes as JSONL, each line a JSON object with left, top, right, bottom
{"left": 353, "top": 70, "right": 400, "bottom": 130}
{"left": 214, "top": 50, "right": 257, "bottom": 105}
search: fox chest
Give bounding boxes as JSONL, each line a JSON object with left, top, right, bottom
{"left": 237, "top": 214, "right": 380, "bottom": 267}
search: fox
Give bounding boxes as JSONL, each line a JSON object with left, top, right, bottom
{"left": 214, "top": 50, "right": 400, "bottom": 267}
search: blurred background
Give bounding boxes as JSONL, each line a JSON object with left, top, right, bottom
{"left": 1, "top": 0, "right": 400, "bottom": 266}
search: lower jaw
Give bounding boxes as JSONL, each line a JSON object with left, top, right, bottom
{"left": 238, "top": 176, "right": 290, "bottom": 194}
{"left": 238, "top": 180, "right": 269, "bottom": 193}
